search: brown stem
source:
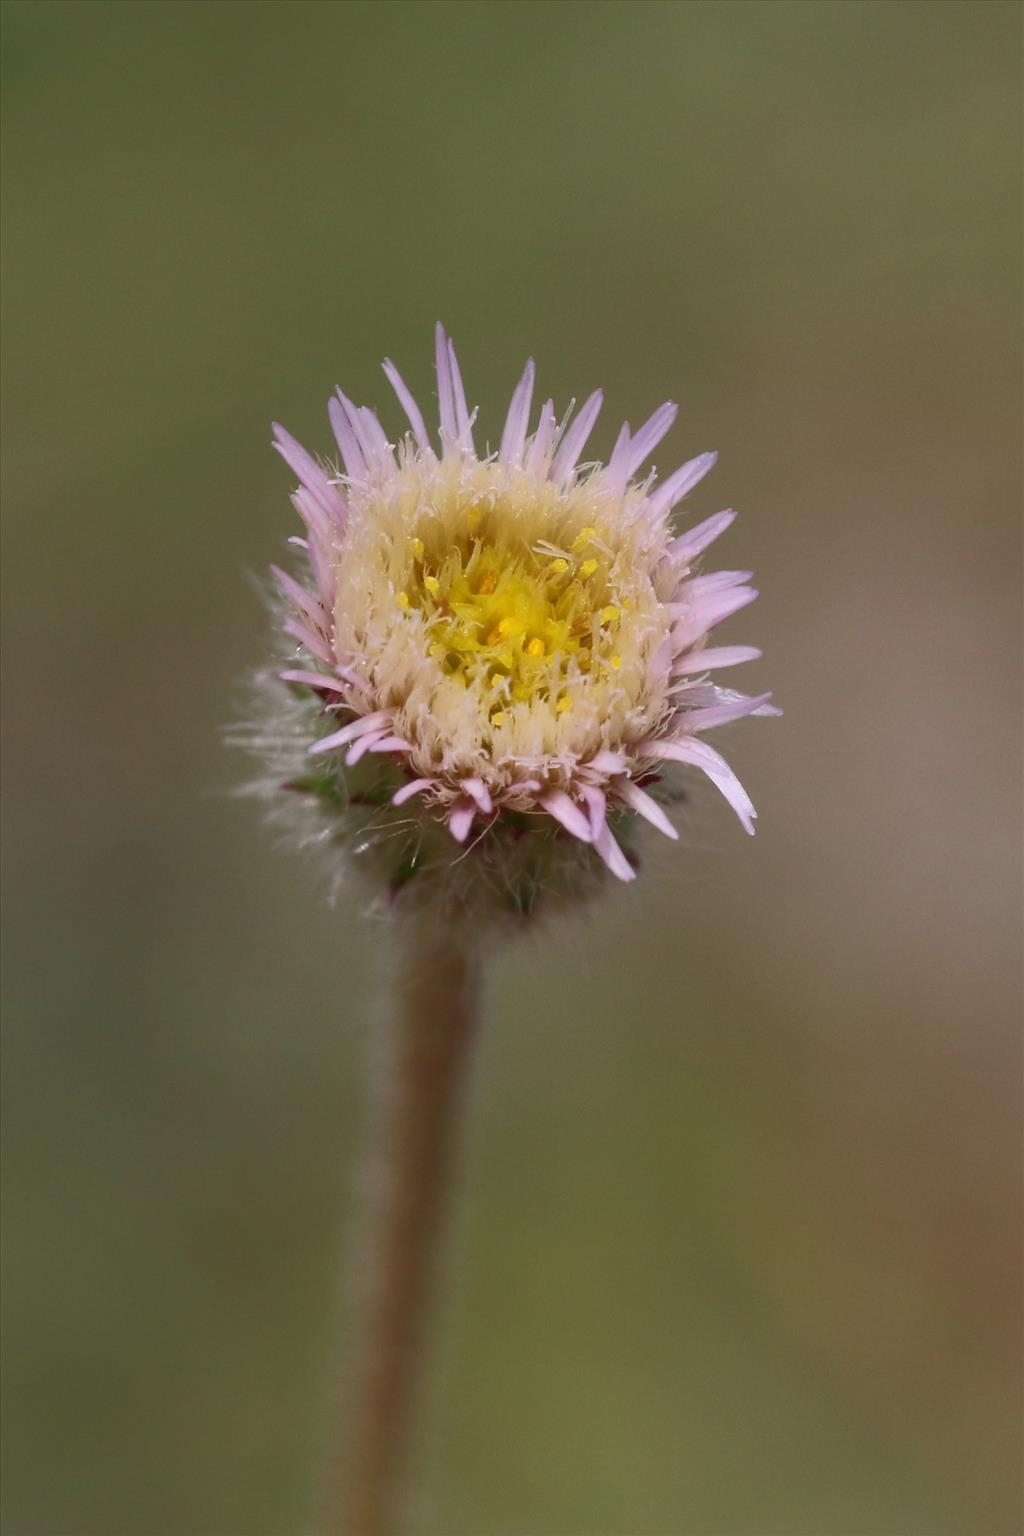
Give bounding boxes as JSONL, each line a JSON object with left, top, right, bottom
{"left": 327, "top": 921, "right": 481, "bottom": 1536}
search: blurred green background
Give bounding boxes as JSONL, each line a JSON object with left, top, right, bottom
{"left": 2, "top": 2, "right": 1020, "bottom": 1533}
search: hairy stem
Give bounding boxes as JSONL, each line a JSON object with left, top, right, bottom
{"left": 328, "top": 922, "right": 481, "bottom": 1536}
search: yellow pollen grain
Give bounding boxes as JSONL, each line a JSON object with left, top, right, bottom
{"left": 573, "top": 526, "right": 597, "bottom": 550}
{"left": 526, "top": 637, "right": 545, "bottom": 658}
{"left": 397, "top": 591, "right": 411, "bottom": 610}
{"left": 490, "top": 710, "right": 507, "bottom": 727}
{"left": 466, "top": 506, "right": 481, "bottom": 531}
{"left": 580, "top": 558, "right": 598, "bottom": 577}
{"left": 477, "top": 572, "right": 497, "bottom": 595}
{"left": 601, "top": 605, "right": 620, "bottom": 624}
{"left": 550, "top": 557, "right": 569, "bottom": 574}
{"left": 411, "top": 537, "right": 424, "bottom": 560}
{"left": 610, "top": 654, "right": 622, "bottom": 670}
{"left": 423, "top": 574, "right": 440, "bottom": 595}
{"left": 556, "top": 696, "right": 573, "bottom": 713}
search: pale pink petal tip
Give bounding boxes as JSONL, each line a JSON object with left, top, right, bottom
{"left": 392, "top": 778, "right": 435, "bottom": 807}
{"left": 435, "top": 322, "right": 457, "bottom": 445}
{"left": 649, "top": 451, "right": 718, "bottom": 517}
{"left": 680, "top": 691, "right": 774, "bottom": 733}
{"left": 309, "top": 710, "right": 392, "bottom": 756}
{"left": 624, "top": 400, "right": 678, "bottom": 478}
{"left": 344, "top": 733, "right": 385, "bottom": 766}
{"left": 448, "top": 799, "right": 476, "bottom": 844}
{"left": 668, "top": 509, "right": 737, "bottom": 566}
{"left": 541, "top": 789, "right": 593, "bottom": 843}
{"left": 272, "top": 423, "right": 345, "bottom": 517}
{"left": 500, "top": 358, "right": 536, "bottom": 466}
{"left": 578, "top": 783, "right": 607, "bottom": 840}
{"left": 462, "top": 777, "right": 493, "bottom": 814}
{"left": 615, "top": 779, "right": 679, "bottom": 841}
{"left": 382, "top": 358, "right": 433, "bottom": 455}
{"left": 671, "top": 645, "right": 762, "bottom": 677}
{"left": 327, "top": 393, "right": 367, "bottom": 481}
{"left": 278, "top": 669, "right": 350, "bottom": 693}
{"left": 593, "top": 823, "right": 636, "bottom": 882}
{"left": 550, "top": 389, "right": 603, "bottom": 483}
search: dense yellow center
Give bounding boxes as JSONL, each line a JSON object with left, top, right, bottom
{"left": 398, "top": 520, "right": 624, "bottom": 718}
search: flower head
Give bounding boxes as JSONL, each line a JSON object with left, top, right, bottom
{"left": 262, "top": 326, "right": 774, "bottom": 915}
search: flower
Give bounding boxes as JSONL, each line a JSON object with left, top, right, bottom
{"left": 265, "top": 325, "right": 774, "bottom": 911}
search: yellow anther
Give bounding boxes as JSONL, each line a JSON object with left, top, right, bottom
{"left": 610, "top": 654, "right": 622, "bottom": 670}
{"left": 572, "top": 526, "right": 597, "bottom": 550}
{"left": 498, "top": 617, "right": 515, "bottom": 636}
{"left": 580, "top": 558, "right": 598, "bottom": 577}
{"left": 423, "top": 574, "right": 440, "bottom": 595}
{"left": 466, "top": 506, "right": 481, "bottom": 531}
{"left": 477, "top": 571, "right": 497, "bottom": 595}
{"left": 550, "top": 557, "right": 569, "bottom": 574}
{"left": 490, "top": 710, "right": 507, "bottom": 727}
{"left": 556, "top": 696, "right": 573, "bottom": 713}
{"left": 601, "top": 605, "right": 620, "bottom": 625}
{"left": 526, "top": 637, "right": 545, "bottom": 658}
{"left": 411, "top": 537, "right": 424, "bottom": 560}
{"left": 397, "top": 591, "right": 411, "bottom": 610}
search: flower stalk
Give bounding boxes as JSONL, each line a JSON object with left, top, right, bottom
{"left": 329, "top": 921, "right": 481, "bottom": 1536}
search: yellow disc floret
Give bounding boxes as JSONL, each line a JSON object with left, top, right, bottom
{"left": 399, "top": 532, "right": 617, "bottom": 706}
{"left": 333, "top": 453, "right": 675, "bottom": 787}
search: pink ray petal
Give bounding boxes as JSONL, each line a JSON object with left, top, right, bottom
{"left": 525, "top": 399, "right": 557, "bottom": 475}
{"left": 500, "top": 358, "right": 535, "bottom": 466}
{"left": 382, "top": 358, "right": 434, "bottom": 455}
{"left": 447, "top": 337, "right": 474, "bottom": 452}
{"left": 357, "top": 406, "right": 395, "bottom": 469}
{"left": 667, "top": 509, "right": 736, "bottom": 566}
{"left": 270, "top": 565, "right": 326, "bottom": 628}
{"left": 289, "top": 485, "right": 330, "bottom": 545}
{"left": 327, "top": 393, "right": 367, "bottom": 481}
{"left": 614, "top": 778, "right": 678, "bottom": 840}
{"left": 670, "top": 646, "right": 762, "bottom": 677}
{"left": 584, "top": 749, "right": 629, "bottom": 778}
{"left": 448, "top": 798, "right": 476, "bottom": 843}
{"left": 623, "top": 401, "right": 678, "bottom": 478}
{"left": 641, "top": 736, "right": 756, "bottom": 834}
{"left": 308, "top": 709, "right": 392, "bottom": 756}
{"left": 578, "top": 783, "right": 607, "bottom": 839}
{"left": 435, "top": 322, "right": 457, "bottom": 446}
{"left": 549, "top": 389, "right": 603, "bottom": 484}
{"left": 672, "top": 586, "right": 759, "bottom": 649}
{"left": 593, "top": 823, "right": 636, "bottom": 882}
{"left": 462, "top": 777, "right": 493, "bottom": 814}
{"left": 677, "top": 691, "right": 774, "bottom": 733}
{"left": 279, "top": 669, "right": 349, "bottom": 693}
{"left": 678, "top": 569, "right": 754, "bottom": 599}
{"left": 647, "top": 451, "right": 718, "bottom": 518}
{"left": 272, "top": 423, "right": 346, "bottom": 520}
{"left": 366, "top": 735, "right": 414, "bottom": 753}
{"left": 392, "top": 777, "right": 435, "bottom": 807}
{"left": 540, "top": 789, "right": 592, "bottom": 843}
{"left": 604, "top": 421, "right": 632, "bottom": 495}
{"left": 283, "top": 617, "right": 333, "bottom": 666}
{"left": 346, "top": 730, "right": 390, "bottom": 766}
